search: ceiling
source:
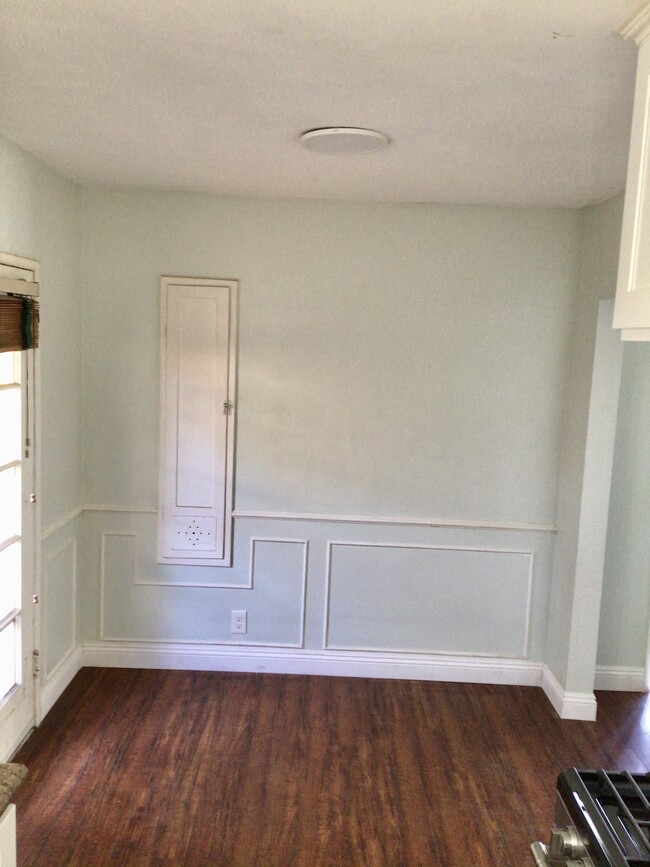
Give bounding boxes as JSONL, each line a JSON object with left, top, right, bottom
{"left": 0, "top": 0, "right": 643, "bottom": 208}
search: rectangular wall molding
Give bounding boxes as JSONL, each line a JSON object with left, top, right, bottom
{"left": 324, "top": 541, "right": 534, "bottom": 659}
{"left": 41, "top": 507, "right": 83, "bottom": 541}
{"left": 35, "top": 507, "right": 616, "bottom": 726}
{"left": 42, "top": 537, "right": 77, "bottom": 678}
{"left": 99, "top": 532, "right": 309, "bottom": 648}
{"left": 134, "top": 536, "right": 307, "bottom": 590}
{"left": 84, "top": 506, "right": 157, "bottom": 514}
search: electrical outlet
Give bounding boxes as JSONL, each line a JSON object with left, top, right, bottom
{"left": 231, "top": 609, "right": 247, "bottom": 634}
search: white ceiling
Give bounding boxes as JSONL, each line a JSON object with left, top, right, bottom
{"left": 0, "top": 0, "right": 643, "bottom": 208}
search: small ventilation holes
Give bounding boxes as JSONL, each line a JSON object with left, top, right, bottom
{"left": 177, "top": 519, "right": 212, "bottom": 547}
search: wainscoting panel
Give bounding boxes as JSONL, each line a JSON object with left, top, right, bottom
{"left": 98, "top": 514, "right": 307, "bottom": 647}
{"left": 325, "top": 542, "right": 533, "bottom": 657}
{"left": 81, "top": 509, "right": 556, "bottom": 671}
{"left": 43, "top": 537, "right": 77, "bottom": 677}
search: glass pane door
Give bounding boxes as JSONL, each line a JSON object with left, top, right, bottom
{"left": 0, "top": 351, "right": 22, "bottom": 704}
{"left": 0, "top": 344, "right": 35, "bottom": 761}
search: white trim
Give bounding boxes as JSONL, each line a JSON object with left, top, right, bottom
{"left": 41, "top": 506, "right": 83, "bottom": 540}
{"left": 622, "top": 327, "right": 650, "bottom": 341}
{"left": 42, "top": 538, "right": 77, "bottom": 682}
{"left": 49, "top": 505, "right": 558, "bottom": 534}
{"left": 323, "top": 540, "right": 534, "bottom": 659}
{"left": 158, "top": 277, "right": 238, "bottom": 567}
{"left": 541, "top": 665, "right": 566, "bottom": 717}
{"left": 2, "top": 720, "right": 33, "bottom": 764}
{"left": 0, "top": 804, "right": 16, "bottom": 867}
{"left": 134, "top": 535, "right": 308, "bottom": 590}
{"left": 101, "top": 537, "right": 309, "bottom": 647}
{"left": 34, "top": 649, "right": 643, "bottom": 725}
{"left": 80, "top": 640, "right": 543, "bottom": 685}
{"left": 0, "top": 253, "right": 40, "bottom": 764}
{"left": 541, "top": 665, "right": 598, "bottom": 721}
{"left": 0, "top": 252, "right": 39, "bottom": 276}
{"left": 38, "top": 645, "right": 83, "bottom": 723}
{"left": 621, "top": 3, "right": 650, "bottom": 46}
{"left": 594, "top": 665, "right": 646, "bottom": 692}
{"left": 83, "top": 505, "right": 157, "bottom": 514}
{"left": 233, "top": 509, "right": 556, "bottom": 533}
{"left": 0, "top": 275, "right": 39, "bottom": 297}
{"left": 0, "top": 535, "right": 20, "bottom": 555}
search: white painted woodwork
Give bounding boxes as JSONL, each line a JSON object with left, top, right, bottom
{"left": 232, "top": 509, "right": 557, "bottom": 533}
{"left": 621, "top": 327, "right": 650, "bottom": 339}
{"left": 0, "top": 276, "right": 38, "bottom": 297}
{"left": 615, "top": 8, "right": 650, "bottom": 338}
{"left": 0, "top": 253, "right": 38, "bottom": 762}
{"left": 0, "top": 805, "right": 17, "bottom": 867}
{"left": 158, "top": 277, "right": 237, "bottom": 566}
{"left": 325, "top": 542, "right": 533, "bottom": 658}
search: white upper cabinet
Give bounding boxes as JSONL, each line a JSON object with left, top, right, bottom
{"left": 158, "top": 277, "right": 238, "bottom": 566}
{"left": 615, "top": 6, "right": 650, "bottom": 340}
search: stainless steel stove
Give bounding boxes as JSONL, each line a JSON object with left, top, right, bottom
{"left": 532, "top": 769, "right": 650, "bottom": 866}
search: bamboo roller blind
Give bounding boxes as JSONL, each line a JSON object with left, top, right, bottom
{"left": 0, "top": 295, "right": 39, "bottom": 352}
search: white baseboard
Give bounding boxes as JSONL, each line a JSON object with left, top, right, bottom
{"left": 81, "top": 640, "right": 543, "bottom": 686}
{"left": 594, "top": 665, "right": 646, "bottom": 692}
{"left": 38, "top": 645, "right": 83, "bottom": 723}
{"left": 34, "top": 642, "right": 609, "bottom": 724}
{"left": 542, "top": 665, "right": 598, "bottom": 721}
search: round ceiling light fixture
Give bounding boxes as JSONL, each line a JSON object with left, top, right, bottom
{"left": 299, "top": 127, "right": 390, "bottom": 154}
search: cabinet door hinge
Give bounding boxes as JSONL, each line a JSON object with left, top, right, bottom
{"left": 32, "top": 649, "right": 40, "bottom": 677}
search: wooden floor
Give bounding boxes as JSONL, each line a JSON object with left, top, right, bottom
{"left": 10, "top": 669, "right": 650, "bottom": 867}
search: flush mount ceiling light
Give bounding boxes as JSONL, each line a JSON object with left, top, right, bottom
{"left": 299, "top": 127, "right": 390, "bottom": 154}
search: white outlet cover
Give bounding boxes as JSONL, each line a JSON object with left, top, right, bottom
{"left": 230, "top": 609, "right": 247, "bottom": 634}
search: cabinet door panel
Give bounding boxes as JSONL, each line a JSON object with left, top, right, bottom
{"left": 158, "top": 277, "right": 238, "bottom": 566}
{"left": 615, "top": 42, "right": 650, "bottom": 336}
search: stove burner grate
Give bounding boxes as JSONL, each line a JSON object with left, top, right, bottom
{"left": 561, "top": 769, "right": 650, "bottom": 865}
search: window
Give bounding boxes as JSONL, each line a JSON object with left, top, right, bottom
{"left": 0, "top": 351, "right": 22, "bottom": 701}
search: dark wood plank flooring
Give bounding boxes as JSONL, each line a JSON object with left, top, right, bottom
{"left": 11, "top": 668, "right": 650, "bottom": 866}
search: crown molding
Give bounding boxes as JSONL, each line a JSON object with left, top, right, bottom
{"left": 621, "top": 3, "right": 650, "bottom": 46}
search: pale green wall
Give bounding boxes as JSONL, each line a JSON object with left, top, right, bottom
{"left": 77, "top": 188, "right": 580, "bottom": 655}
{"left": 597, "top": 341, "right": 650, "bottom": 669}
{"left": 80, "top": 189, "right": 579, "bottom": 523}
{"left": 5, "top": 130, "right": 641, "bottom": 689}
{"left": 0, "top": 136, "right": 82, "bottom": 526}
{"left": 545, "top": 193, "right": 625, "bottom": 689}
{"left": 0, "top": 135, "right": 82, "bottom": 679}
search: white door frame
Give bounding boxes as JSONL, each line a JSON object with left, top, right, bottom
{"left": 0, "top": 252, "right": 41, "bottom": 759}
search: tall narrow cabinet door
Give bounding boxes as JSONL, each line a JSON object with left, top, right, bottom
{"left": 158, "top": 277, "right": 238, "bottom": 566}
{"left": 615, "top": 21, "right": 650, "bottom": 339}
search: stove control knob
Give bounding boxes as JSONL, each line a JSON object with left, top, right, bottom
{"left": 550, "top": 826, "right": 589, "bottom": 860}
